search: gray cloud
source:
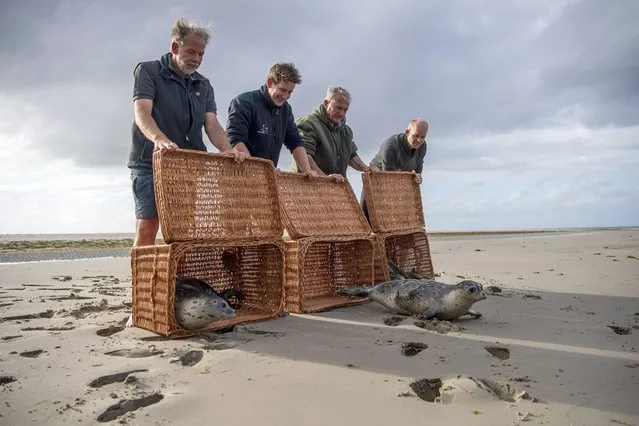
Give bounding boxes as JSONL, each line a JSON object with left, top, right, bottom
{"left": 0, "top": 0, "right": 637, "bottom": 171}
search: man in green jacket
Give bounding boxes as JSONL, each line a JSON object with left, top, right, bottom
{"left": 291, "top": 86, "right": 371, "bottom": 181}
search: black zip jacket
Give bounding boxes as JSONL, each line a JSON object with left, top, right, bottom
{"left": 226, "top": 85, "right": 304, "bottom": 167}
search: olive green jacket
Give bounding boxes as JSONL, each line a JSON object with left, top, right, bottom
{"left": 291, "top": 104, "right": 358, "bottom": 177}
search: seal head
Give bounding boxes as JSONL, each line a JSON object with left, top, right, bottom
{"left": 174, "top": 276, "right": 236, "bottom": 330}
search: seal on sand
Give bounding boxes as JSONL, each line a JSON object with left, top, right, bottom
{"left": 173, "top": 276, "right": 237, "bottom": 330}
{"left": 337, "top": 277, "right": 487, "bottom": 321}
{"left": 126, "top": 276, "right": 238, "bottom": 329}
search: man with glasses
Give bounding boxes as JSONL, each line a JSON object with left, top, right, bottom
{"left": 360, "top": 118, "right": 429, "bottom": 220}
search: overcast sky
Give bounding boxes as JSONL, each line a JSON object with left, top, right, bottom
{"left": 1, "top": 0, "right": 637, "bottom": 234}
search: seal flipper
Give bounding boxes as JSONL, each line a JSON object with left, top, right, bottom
{"left": 464, "top": 310, "right": 483, "bottom": 319}
{"left": 420, "top": 306, "right": 438, "bottom": 320}
{"left": 337, "top": 287, "right": 372, "bottom": 298}
{"left": 388, "top": 262, "right": 424, "bottom": 280}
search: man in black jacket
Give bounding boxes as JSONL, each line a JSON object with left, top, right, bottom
{"left": 226, "top": 63, "right": 317, "bottom": 176}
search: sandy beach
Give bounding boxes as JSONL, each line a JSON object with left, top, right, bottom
{"left": 1, "top": 229, "right": 638, "bottom": 425}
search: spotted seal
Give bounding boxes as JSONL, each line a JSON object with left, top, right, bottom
{"left": 173, "top": 276, "right": 238, "bottom": 329}
{"left": 126, "top": 276, "right": 239, "bottom": 329}
{"left": 338, "top": 267, "right": 487, "bottom": 320}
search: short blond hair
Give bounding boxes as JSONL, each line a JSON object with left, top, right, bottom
{"left": 268, "top": 62, "right": 302, "bottom": 85}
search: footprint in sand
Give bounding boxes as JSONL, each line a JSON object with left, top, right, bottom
{"left": 414, "top": 319, "right": 463, "bottom": 334}
{"left": 88, "top": 369, "right": 149, "bottom": 388}
{"left": 171, "top": 350, "right": 204, "bottom": 367}
{"left": 522, "top": 294, "right": 542, "bottom": 300}
{"left": 484, "top": 345, "right": 510, "bottom": 360}
{"left": 608, "top": 325, "right": 631, "bottom": 335}
{"left": 201, "top": 342, "right": 238, "bottom": 351}
{"left": 52, "top": 276, "right": 72, "bottom": 282}
{"left": 0, "top": 376, "right": 17, "bottom": 385}
{"left": 401, "top": 342, "right": 428, "bottom": 357}
{"left": 19, "top": 349, "right": 46, "bottom": 358}
{"left": 409, "top": 375, "right": 538, "bottom": 404}
{"left": 96, "top": 393, "right": 164, "bottom": 423}
{"left": 105, "top": 348, "right": 163, "bottom": 358}
{"left": 1, "top": 335, "right": 22, "bottom": 341}
{"left": 383, "top": 316, "right": 405, "bottom": 326}
{"left": 1, "top": 310, "right": 54, "bottom": 321}
{"left": 96, "top": 325, "right": 125, "bottom": 337}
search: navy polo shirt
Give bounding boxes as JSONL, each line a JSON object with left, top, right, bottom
{"left": 127, "top": 52, "right": 218, "bottom": 170}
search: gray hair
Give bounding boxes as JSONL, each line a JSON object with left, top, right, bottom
{"left": 170, "top": 18, "right": 212, "bottom": 44}
{"left": 408, "top": 118, "right": 429, "bottom": 129}
{"left": 325, "top": 86, "right": 352, "bottom": 104}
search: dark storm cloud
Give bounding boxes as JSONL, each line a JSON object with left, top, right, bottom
{"left": 0, "top": 0, "right": 637, "bottom": 169}
{"left": 533, "top": 0, "right": 639, "bottom": 127}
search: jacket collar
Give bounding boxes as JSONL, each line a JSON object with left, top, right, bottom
{"left": 315, "top": 103, "right": 344, "bottom": 131}
{"left": 260, "top": 85, "right": 283, "bottom": 110}
{"left": 399, "top": 132, "right": 415, "bottom": 154}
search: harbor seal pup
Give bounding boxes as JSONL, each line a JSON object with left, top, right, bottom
{"left": 125, "top": 276, "right": 238, "bottom": 329}
{"left": 337, "top": 278, "right": 487, "bottom": 321}
{"left": 173, "top": 276, "right": 237, "bottom": 330}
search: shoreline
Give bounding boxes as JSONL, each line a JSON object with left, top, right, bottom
{"left": 0, "top": 228, "right": 627, "bottom": 264}
{"left": 3, "top": 227, "right": 634, "bottom": 249}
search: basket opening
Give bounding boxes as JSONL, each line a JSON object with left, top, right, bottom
{"left": 297, "top": 239, "right": 374, "bottom": 312}
{"left": 175, "top": 244, "right": 283, "bottom": 318}
{"left": 384, "top": 232, "right": 434, "bottom": 279}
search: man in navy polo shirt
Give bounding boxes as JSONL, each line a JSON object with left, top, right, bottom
{"left": 127, "top": 18, "right": 248, "bottom": 247}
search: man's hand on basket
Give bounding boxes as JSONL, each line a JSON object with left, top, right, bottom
{"left": 153, "top": 136, "right": 179, "bottom": 150}
{"left": 224, "top": 147, "right": 250, "bottom": 163}
{"left": 413, "top": 172, "right": 422, "bottom": 185}
{"left": 328, "top": 173, "right": 345, "bottom": 183}
{"left": 303, "top": 169, "right": 319, "bottom": 178}
{"left": 367, "top": 165, "right": 380, "bottom": 172}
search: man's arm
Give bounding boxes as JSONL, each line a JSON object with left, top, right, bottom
{"left": 204, "top": 112, "right": 249, "bottom": 162}
{"left": 347, "top": 136, "right": 371, "bottom": 172}
{"left": 134, "top": 100, "right": 177, "bottom": 150}
{"left": 380, "top": 143, "right": 398, "bottom": 171}
{"left": 307, "top": 155, "right": 327, "bottom": 176}
{"left": 295, "top": 120, "right": 325, "bottom": 175}
{"left": 133, "top": 64, "right": 177, "bottom": 150}
{"left": 204, "top": 112, "right": 231, "bottom": 152}
{"left": 348, "top": 154, "right": 369, "bottom": 172}
{"left": 225, "top": 96, "right": 252, "bottom": 156}
{"left": 413, "top": 144, "right": 426, "bottom": 184}
{"left": 292, "top": 147, "right": 318, "bottom": 177}
{"left": 284, "top": 112, "right": 317, "bottom": 177}
{"left": 203, "top": 83, "right": 231, "bottom": 152}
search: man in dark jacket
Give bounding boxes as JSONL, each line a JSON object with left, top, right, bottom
{"left": 360, "top": 118, "right": 429, "bottom": 221}
{"left": 128, "top": 19, "right": 248, "bottom": 247}
{"left": 225, "top": 63, "right": 317, "bottom": 176}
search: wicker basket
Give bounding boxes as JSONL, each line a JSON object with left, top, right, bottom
{"left": 284, "top": 235, "right": 375, "bottom": 313}
{"left": 276, "top": 171, "right": 371, "bottom": 239}
{"left": 130, "top": 238, "right": 285, "bottom": 337}
{"left": 362, "top": 171, "right": 425, "bottom": 233}
{"left": 372, "top": 229, "right": 435, "bottom": 283}
{"left": 153, "top": 149, "right": 283, "bottom": 243}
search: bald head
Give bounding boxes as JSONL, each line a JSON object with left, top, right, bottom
{"left": 405, "top": 118, "right": 428, "bottom": 149}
